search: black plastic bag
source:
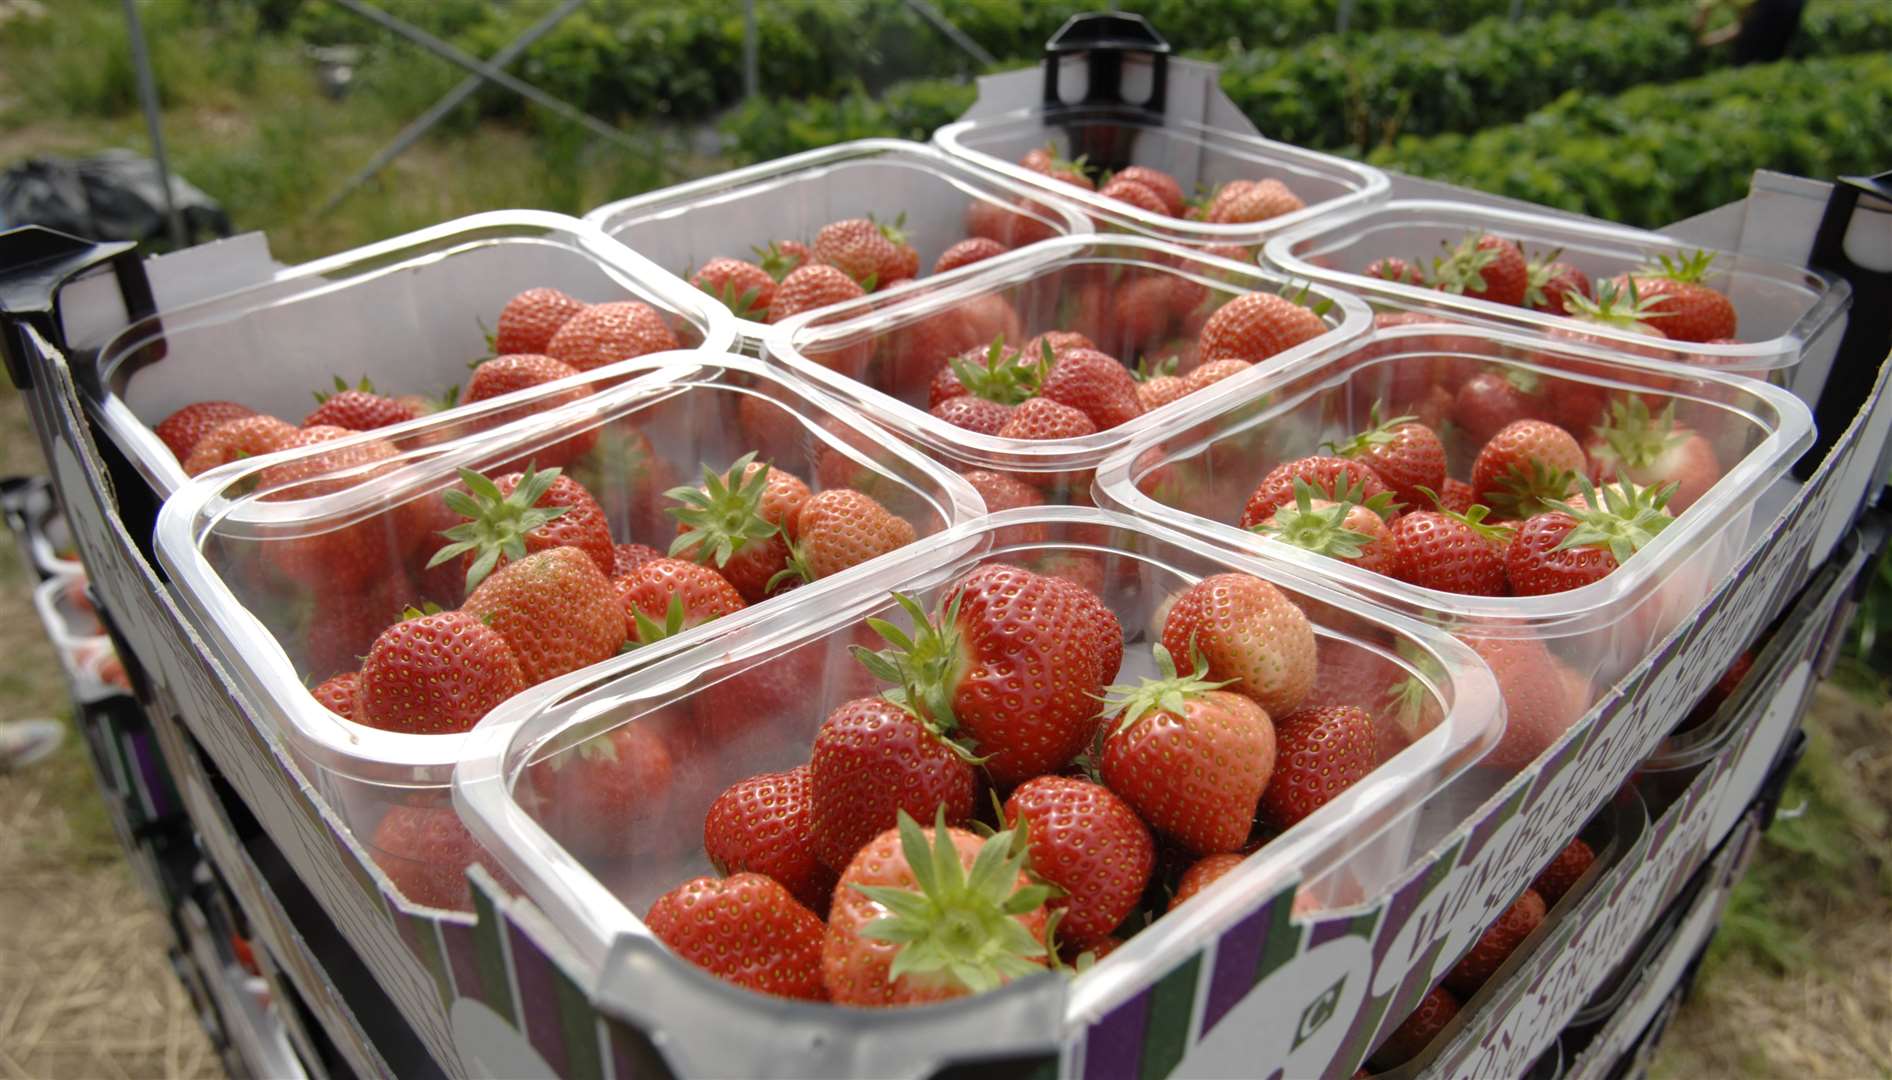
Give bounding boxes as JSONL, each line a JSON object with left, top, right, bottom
{"left": 0, "top": 150, "right": 231, "bottom": 247}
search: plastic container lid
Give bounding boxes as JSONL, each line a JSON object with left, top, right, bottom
{"left": 453, "top": 506, "right": 1502, "bottom": 1074}
{"left": 92, "top": 210, "right": 738, "bottom": 498}
{"left": 1262, "top": 199, "right": 1852, "bottom": 375}
{"left": 935, "top": 107, "right": 1391, "bottom": 249}
{"left": 584, "top": 139, "right": 1093, "bottom": 347}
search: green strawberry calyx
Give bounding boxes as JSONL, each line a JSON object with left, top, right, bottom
{"left": 313, "top": 374, "right": 378, "bottom": 404}
{"left": 752, "top": 242, "right": 805, "bottom": 282}
{"left": 1522, "top": 246, "right": 1568, "bottom": 309}
{"left": 1099, "top": 641, "right": 1235, "bottom": 737}
{"left": 1133, "top": 354, "right": 1179, "bottom": 384}
{"left": 428, "top": 465, "right": 573, "bottom": 595}
{"left": 1552, "top": 477, "right": 1677, "bottom": 563}
{"left": 1250, "top": 477, "right": 1392, "bottom": 561}
{"left": 1277, "top": 279, "right": 1336, "bottom": 318}
{"left": 1431, "top": 233, "right": 1502, "bottom": 296}
{"left": 625, "top": 593, "right": 703, "bottom": 649}
{"left": 664, "top": 452, "right": 782, "bottom": 570}
{"left": 695, "top": 275, "right": 767, "bottom": 321}
{"left": 948, "top": 338, "right": 1048, "bottom": 406}
{"left": 1483, "top": 458, "right": 1579, "bottom": 521}
{"left": 1414, "top": 488, "right": 1517, "bottom": 544}
{"left": 852, "top": 806, "right": 1053, "bottom": 996}
{"left": 851, "top": 591, "right": 978, "bottom": 758}
{"left": 870, "top": 211, "right": 911, "bottom": 249}
{"left": 1325, "top": 401, "right": 1419, "bottom": 461}
{"left": 1642, "top": 249, "right": 1717, "bottom": 285}
{"left": 1591, "top": 396, "right": 1691, "bottom": 471}
{"left": 1564, "top": 277, "right": 1670, "bottom": 333}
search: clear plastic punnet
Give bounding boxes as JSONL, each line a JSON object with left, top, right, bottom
{"left": 934, "top": 108, "right": 1391, "bottom": 251}
{"left": 33, "top": 574, "right": 113, "bottom": 694}
{"left": 768, "top": 234, "right": 1372, "bottom": 501}
{"left": 92, "top": 210, "right": 738, "bottom": 498}
{"left": 453, "top": 507, "right": 1502, "bottom": 1077}
{"left": 583, "top": 139, "right": 1093, "bottom": 346}
{"left": 1262, "top": 199, "right": 1852, "bottom": 377}
{"left": 1096, "top": 322, "right": 1815, "bottom": 719}
{"left": 155, "top": 353, "right": 982, "bottom": 907}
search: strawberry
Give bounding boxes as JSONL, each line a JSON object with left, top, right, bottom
{"left": 494, "top": 287, "right": 586, "bottom": 356}
{"left": 545, "top": 300, "right": 679, "bottom": 370}
{"left": 666, "top": 454, "right": 808, "bottom": 604}
{"left": 815, "top": 216, "right": 915, "bottom": 288}
{"left": 1452, "top": 367, "right": 1548, "bottom": 447}
{"left": 155, "top": 400, "right": 256, "bottom": 461}
{"left": 463, "top": 547, "right": 625, "bottom": 685}
{"left": 1585, "top": 397, "right": 1721, "bottom": 513}
{"left": 1181, "top": 357, "right": 1252, "bottom": 394}
{"left": 254, "top": 427, "right": 402, "bottom": 589}
{"left": 691, "top": 257, "right": 775, "bottom": 320}
{"left": 996, "top": 396, "right": 1095, "bottom": 441}
{"left": 931, "top": 340, "right": 1032, "bottom": 407}
{"left": 1019, "top": 145, "right": 1057, "bottom": 174}
{"left": 1365, "top": 257, "right": 1423, "bottom": 285}
{"left": 1560, "top": 277, "right": 1673, "bottom": 340}
{"left": 1389, "top": 504, "right": 1513, "bottom": 595}
{"left": 612, "top": 542, "right": 665, "bottom": 577}
{"left": 930, "top": 396, "right": 1014, "bottom": 434}
{"left": 1505, "top": 479, "right": 1676, "bottom": 596}
{"left": 528, "top": 721, "right": 675, "bottom": 858}
{"left": 1444, "top": 888, "right": 1546, "bottom": 995}
{"left": 1098, "top": 176, "right": 1169, "bottom": 216}
{"left": 616, "top": 557, "right": 746, "bottom": 646}
{"left": 356, "top": 609, "right": 526, "bottom": 734}
{"left": 465, "top": 353, "right": 583, "bottom": 402}
{"left": 1206, "top": 178, "right": 1304, "bottom": 224}
{"left": 1039, "top": 346, "right": 1144, "bottom": 430}
{"left": 1162, "top": 572, "right": 1317, "bottom": 718}
{"left": 1468, "top": 635, "right": 1586, "bottom": 771}
{"left": 1614, "top": 251, "right": 1737, "bottom": 343}
{"left": 703, "top": 765, "right": 837, "bottom": 914}
{"left": 1375, "top": 986, "right": 1459, "bottom": 1065}
{"left": 1304, "top": 639, "right": 1440, "bottom": 763}
{"left": 777, "top": 488, "right": 916, "bottom": 587}
{"left": 303, "top": 375, "right": 419, "bottom": 431}
{"left": 1328, "top": 403, "right": 1445, "bottom": 509}
{"left": 1431, "top": 233, "right": 1528, "bottom": 306}
{"left": 755, "top": 240, "right": 814, "bottom": 281}
{"left": 1253, "top": 477, "right": 1399, "bottom": 575}
{"left": 933, "top": 237, "right": 1008, "bottom": 275}
{"left": 646, "top": 874, "right": 827, "bottom": 1001}
{"left": 1138, "top": 373, "right": 1192, "bottom": 412}
{"left": 1113, "top": 166, "right": 1185, "bottom": 216}
{"left": 1437, "top": 478, "right": 1477, "bottom": 514}
{"left": 1198, "top": 292, "right": 1327, "bottom": 364}
{"left": 1200, "top": 243, "right": 1255, "bottom": 264}
{"left": 303, "top": 572, "right": 414, "bottom": 679}
{"left": 1020, "top": 330, "right": 1095, "bottom": 360}
{"left": 1531, "top": 838, "right": 1595, "bottom": 905}
{"left": 1003, "top": 776, "right": 1153, "bottom": 947}
{"left": 1170, "top": 852, "right": 1245, "bottom": 910}
{"left": 824, "top": 809, "right": 1051, "bottom": 1005}
{"left": 1470, "top": 419, "right": 1586, "bottom": 518}
{"left": 181, "top": 414, "right": 298, "bottom": 476}
{"left": 1240, "top": 455, "right": 1392, "bottom": 528}
{"left": 809, "top": 695, "right": 976, "bottom": 871}
{"left": 311, "top": 671, "right": 359, "bottom": 719}
{"left": 428, "top": 465, "right": 613, "bottom": 594}
{"left": 854, "top": 566, "right": 1116, "bottom": 786}
{"left": 369, "top": 800, "right": 514, "bottom": 913}
{"left": 1524, "top": 251, "right": 1591, "bottom": 315}
{"left": 1257, "top": 704, "right": 1377, "bottom": 829}
{"left": 767, "top": 263, "right": 867, "bottom": 324}
{"left": 1116, "top": 276, "right": 1205, "bottom": 347}
{"left": 1100, "top": 643, "right": 1277, "bottom": 855}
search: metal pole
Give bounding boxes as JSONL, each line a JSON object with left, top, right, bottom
{"left": 743, "top": 0, "right": 759, "bottom": 100}
{"left": 1335, "top": 0, "right": 1356, "bottom": 35}
{"left": 317, "top": 0, "right": 585, "bottom": 217}
{"left": 121, "top": 0, "right": 185, "bottom": 249}
{"left": 1509, "top": 0, "right": 1525, "bottom": 21}
{"left": 904, "top": 0, "right": 997, "bottom": 68}
{"left": 325, "top": 0, "right": 645, "bottom": 155}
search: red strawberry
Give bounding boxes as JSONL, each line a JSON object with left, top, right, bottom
{"left": 303, "top": 571, "right": 414, "bottom": 679}
{"left": 1098, "top": 176, "right": 1169, "bottom": 216}
{"left": 182, "top": 414, "right": 299, "bottom": 476}
{"left": 932, "top": 237, "right": 1008, "bottom": 275}
{"left": 1505, "top": 479, "right": 1677, "bottom": 596}
{"left": 303, "top": 376, "right": 419, "bottom": 431}
{"left": 369, "top": 800, "right": 514, "bottom": 913}
{"left": 1181, "top": 357, "right": 1252, "bottom": 394}
{"left": 545, "top": 300, "right": 679, "bottom": 370}
{"left": 528, "top": 721, "right": 675, "bottom": 858}
{"left": 494, "top": 287, "right": 585, "bottom": 356}
{"left": 755, "top": 240, "right": 814, "bottom": 281}
{"left": 1613, "top": 251, "right": 1737, "bottom": 343}
{"left": 777, "top": 488, "right": 916, "bottom": 587}
{"left": 996, "top": 396, "right": 1096, "bottom": 441}
{"left": 808, "top": 695, "right": 976, "bottom": 871}
{"left": 1253, "top": 477, "right": 1399, "bottom": 575}
{"left": 311, "top": 672, "right": 359, "bottom": 719}
{"left": 1329, "top": 404, "right": 1445, "bottom": 509}
{"left": 703, "top": 765, "right": 836, "bottom": 913}
{"left": 1444, "top": 888, "right": 1546, "bottom": 995}
{"left": 463, "top": 547, "right": 625, "bottom": 685}
{"left": 1389, "top": 505, "right": 1513, "bottom": 595}
{"left": 1524, "top": 251, "right": 1592, "bottom": 315}
{"left": 1532, "top": 838, "right": 1595, "bottom": 904}
{"left": 1113, "top": 166, "right": 1185, "bottom": 216}
{"left": 1138, "top": 373, "right": 1192, "bottom": 412}
{"left": 691, "top": 257, "right": 775, "bottom": 320}
{"left": 1003, "top": 776, "right": 1154, "bottom": 947}
{"left": 1240, "top": 455, "right": 1392, "bottom": 528}
{"left": 1376, "top": 987, "right": 1459, "bottom": 1065}
{"left": 1432, "top": 233, "right": 1528, "bottom": 306}
{"left": 463, "top": 353, "right": 596, "bottom": 466}
{"left": 767, "top": 263, "right": 867, "bottom": 324}
{"left": 930, "top": 340, "right": 1031, "bottom": 407}
{"left": 1438, "top": 478, "right": 1477, "bottom": 514}
{"left": 1257, "top": 704, "right": 1377, "bottom": 829}
{"left": 1161, "top": 572, "right": 1317, "bottom": 718}
{"left": 1116, "top": 276, "right": 1205, "bottom": 347}
{"left": 666, "top": 455, "right": 808, "bottom": 604}
{"left": 1452, "top": 368, "right": 1549, "bottom": 447}
{"left": 1365, "top": 257, "right": 1423, "bottom": 285}
{"left": 1020, "top": 330, "right": 1095, "bottom": 360}
{"left": 1169, "top": 852, "right": 1245, "bottom": 910}
{"left": 930, "top": 396, "right": 1014, "bottom": 434}
{"left": 1304, "top": 639, "right": 1441, "bottom": 764}
{"left": 1206, "top": 178, "right": 1304, "bottom": 223}
{"left": 815, "top": 216, "right": 915, "bottom": 289}
{"left": 824, "top": 809, "right": 1051, "bottom": 1005}
{"left": 855, "top": 566, "right": 1115, "bottom": 786}
{"left": 429, "top": 465, "right": 613, "bottom": 595}
{"left": 615, "top": 557, "right": 746, "bottom": 645}
{"left": 1198, "top": 292, "right": 1327, "bottom": 364}
{"left": 1039, "top": 347, "right": 1144, "bottom": 430}
{"left": 155, "top": 400, "right": 256, "bottom": 461}
{"left": 646, "top": 874, "right": 826, "bottom": 1001}
{"left": 1470, "top": 419, "right": 1586, "bottom": 518}
{"left": 1560, "top": 276, "right": 1674, "bottom": 341}
{"left": 356, "top": 609, "right": 526, "bottom": 734}
{"left": 612, "top": 542, "right": 665, "bottom": 577}
{"left": 253, "top": 427, "right": 402, "bottom": 589}
{"left": 1100, "top": 643, "right": 1277, "bottom": 855}
{"left": 1585, "top": 397, "right": 1721, "bottom": 513}
{"left": 1468, "top": 636, "right": 1586, "bottom": 771}
{"left": 1055, "top": 569, "right": 1124, "bottom": 684}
